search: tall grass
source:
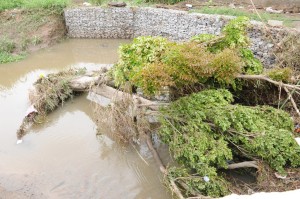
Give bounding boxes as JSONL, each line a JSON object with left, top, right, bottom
{"left": 0, "top": 0, "right": 70, "bottom": 11}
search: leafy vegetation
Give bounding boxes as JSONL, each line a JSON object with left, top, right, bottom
{"left": 159, "top": 89, "right": 300, "bottom": 197}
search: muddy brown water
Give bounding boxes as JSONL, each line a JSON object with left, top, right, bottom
{"left": 0, "top": 39, "right": 172, "bottom": 199}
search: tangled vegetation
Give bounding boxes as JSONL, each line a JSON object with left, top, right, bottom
{"left": 275, "top": 33, "right": 300, "bottom": 72}
{"left": 29, "top": 69, "right": 85, "bottom": 116}
{"left": 159, "top": 89, "right": 300, "bottom": 197}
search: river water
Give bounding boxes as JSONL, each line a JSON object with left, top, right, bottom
{"left": 0, "top": 39, "right": 171, "bottom": 199}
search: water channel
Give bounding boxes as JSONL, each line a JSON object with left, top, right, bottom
{"left": 0, "top": 39, "right": 171, "bottom": 199}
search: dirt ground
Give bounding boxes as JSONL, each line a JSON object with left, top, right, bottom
{"left": 0, "top": 9, "right": 66, "bottom": 57}
{"left": 0, "top": 186, "right": 24, "bottom": 199}
{"left": 155, "top": 0, "right": 300, "bottom": 30}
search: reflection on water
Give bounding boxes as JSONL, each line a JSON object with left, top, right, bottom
{"left": 0, "top": 39, "right": 171, "bottom": 198}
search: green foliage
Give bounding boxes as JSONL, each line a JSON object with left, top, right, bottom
{"left": 112, "top": 36, "right": 172, "bottom": 86}
{"left": 240, "top": 48, "right": 263, "bottom": 75}
{"left": 268, "top": 67, "right": 292, "bottom": 83}
{"left": 192, "top": 16, "right": 263, "bottom": 75}
{"left": 159, "top": 89, "right": 300, "bottom": 196}
{"left": 221, "top": 16, "right": 250, "bottom": 49}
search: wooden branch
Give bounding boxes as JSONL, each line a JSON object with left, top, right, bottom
{"left": 227, "top": 161, "right": 258, "bottom": 169}
{"left": 69, "top": 76, "right": 100, "bottom": 91}
{"left": 236, "top": 74, "right": 300, "bottom": 91}
{"left": 91, "top": 85, "right": 161, "bottom": 111}
{"left": 283, "top": 86, "right": 300, "bottom": 117}
{"left": 145, "top": 132, "right": 185, "bottom": 199}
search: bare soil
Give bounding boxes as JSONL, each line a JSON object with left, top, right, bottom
{"left": 0, "top": 9, "right": 66, "bottom": 56}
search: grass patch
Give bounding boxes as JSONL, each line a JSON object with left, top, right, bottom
{"left": 0, "top": 37, "right": 25, "bottom": 63}
{"left": 0, "top": 52, "right": 25, "bottom": 64}
{"left": 0, "top": 0, "right": 70, "bottom": 11}
{"left": 192, "top": 6, "right": 296, "bottom": 26}
{"left": 88, "top": 0, "right": 152, "bottom": 7}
